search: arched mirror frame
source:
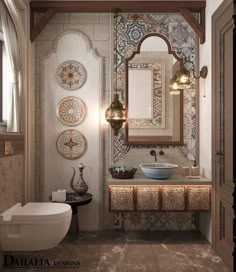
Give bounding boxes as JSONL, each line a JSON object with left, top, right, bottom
{"left": 125, "top": 33, "right": 185, "bottom": 145}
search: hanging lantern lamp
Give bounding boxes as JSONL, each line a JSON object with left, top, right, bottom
{"left": 105, "top": 9, "right": 126, "bottom": 136}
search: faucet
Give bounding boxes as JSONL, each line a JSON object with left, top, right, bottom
{"left": 150, "top": 149, "right": 165, "bottom": 161}
{"left": 150, "top": 150, "right": 157, "bottom": 161}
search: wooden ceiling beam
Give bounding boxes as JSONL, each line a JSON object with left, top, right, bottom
{"left": 30, "top": 7, "right": 56, "bottom": 41}
{"left": 179, "top": 8, "right": 205, "bottom": 43}
{"left": 30, "top": 1, "right": 206, "bottom": 13}
{"left": 30, "top": 1, "right": 206, "bottom": 42}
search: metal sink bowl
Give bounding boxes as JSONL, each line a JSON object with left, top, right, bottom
{"left": 139, "top": 163, "right": 178, "bottom": 180}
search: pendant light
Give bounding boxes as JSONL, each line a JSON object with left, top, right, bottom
{"left": 105, "top": 9, "right": 126, "bottom": 136}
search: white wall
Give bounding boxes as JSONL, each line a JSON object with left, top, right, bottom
{"left": 43, "top": 33, "right": 103, "bottom": 230}
{"left": 199, "top": 0, "right": 223, "bottom": 179}
{"left": 34, "top": 12, "right": 112, "bottom": 229}
{"left": 199, "top": 0, "right": 223, "bottom": 243}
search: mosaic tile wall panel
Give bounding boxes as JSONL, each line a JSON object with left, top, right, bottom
{"left": 162, "top": 186, "right": 185, "bottom": 210}
{"left": 114, "top": 211, "right": 197, "bottom": 231}
{"left": 136, "top": 186, "right": 160, "bottom": 210}
{"left": 110, "top": 186, "right": 134, "bottom": 211}
{"left": 113, "top": 14, "right": 198, "bottom": 163}
{"left": 56, "top": 129, "right": 87, "bottom": 159}
{"left": 56, "top": 96, "right": 86, "bottom": 126}
{"left": 188, "top": 186, "right": 211, "bottom": 211}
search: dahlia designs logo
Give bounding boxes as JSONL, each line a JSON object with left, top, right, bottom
{"left": 3, "top": 255, "right": 80, "bottom": 269}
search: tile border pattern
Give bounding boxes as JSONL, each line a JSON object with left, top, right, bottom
{"left": 128, "top": 60, "right": 165, "bottom": 128}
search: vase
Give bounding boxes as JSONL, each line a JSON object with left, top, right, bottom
{"left": 70, "top": 163, "right": 88, "bottom": 195}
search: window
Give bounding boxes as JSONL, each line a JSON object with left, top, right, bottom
{"left": 0, "top": 39, "right": 2, "bottom": 123}
{"left": 0, "top": 32, "right": 11, "bottom": 125}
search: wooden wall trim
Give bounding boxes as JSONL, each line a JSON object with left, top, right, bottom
{"left": 232, "top": 4, "right": 236, "bottom": 271}
{"left": 179, "top": 8, "right": 205, "bottom": 43}
{"left": 30, "top": 8, "right": 56, "bottom": 41}
{"left": 0, "top": 134, "right": 24, "bottom": 141}
{"left": 30, "top": 1, "right": 206, "bottom": 13}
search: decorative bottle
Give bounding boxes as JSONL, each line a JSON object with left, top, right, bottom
{"left": 70, "top": 163, "right": 88, "bottom": 195}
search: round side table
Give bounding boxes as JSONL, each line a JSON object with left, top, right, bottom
{"left": 52, "top": 192, "right": 92, "bottom": 236}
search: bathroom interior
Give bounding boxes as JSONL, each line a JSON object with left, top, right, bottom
{"left": 0, "top": 0, "right": 235, "bottom": 271}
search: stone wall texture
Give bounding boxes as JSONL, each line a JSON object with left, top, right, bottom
{"left": 0, "top": 154, "right": 24, "bottom": 213}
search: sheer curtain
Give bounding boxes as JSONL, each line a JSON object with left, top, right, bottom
{"left": 0, "top": 1, "right": 21, "bottom": 132}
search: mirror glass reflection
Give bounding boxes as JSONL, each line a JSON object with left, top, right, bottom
{"left": 126, "top": 35, "right": 184, "bottom": 145}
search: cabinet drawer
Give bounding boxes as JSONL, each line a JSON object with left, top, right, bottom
{"left": 109, "top": 185, "right": 211, "bottom": 212}
{"left": 136, "top": 186, "right": 160, "bottom": 211}
{"left": 162, "top": 186, "right": 185, "bottom": 211}
{"left": 110, "top": 186, "right": 134, "bottom": 211}
{"left": 187, "top": 186, "right": 211, "bottom": 211}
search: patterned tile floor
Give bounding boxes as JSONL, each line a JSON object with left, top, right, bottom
{"left": 1, "top": 231, "right": 230, "bottom": 272}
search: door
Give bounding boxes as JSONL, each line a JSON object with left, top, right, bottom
{"left": 212, "top": 0, "right": 235, "bottom": 270}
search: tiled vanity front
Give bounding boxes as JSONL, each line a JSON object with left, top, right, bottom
{"left": 108, "top": 176, "right": 211, "bottom": 212}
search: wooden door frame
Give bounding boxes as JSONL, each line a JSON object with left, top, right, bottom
{"left": 233, "top": 10, "right": 236, "bottom": 270}
{"left": 212, "top": 0, "right": 235, "bottom": 267}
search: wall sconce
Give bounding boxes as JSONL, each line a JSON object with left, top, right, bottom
{"left": 170, "top": 59, "right": 208, "bottom": 93}
{"left": 105, "top": 9, "right": 126, "bottom": 136}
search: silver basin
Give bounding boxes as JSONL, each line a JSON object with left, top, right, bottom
{"left": 139, "top": 163, "right": 178, "bottom": 180}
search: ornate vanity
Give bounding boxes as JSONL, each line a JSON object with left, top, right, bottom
{"left": 108, "top": 176, "right": 211, "bottom": 212}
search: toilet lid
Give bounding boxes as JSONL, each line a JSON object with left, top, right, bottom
{"left": 12, "top": 202, "right": 72, "bottom": 221}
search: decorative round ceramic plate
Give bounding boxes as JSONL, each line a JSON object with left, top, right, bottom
{"left": 56, "top": 129, "right": 87, "bottom": 160}
{"left": 56, "top": 96, "right": 86, "bottom": 126}
{"left": 56, "top": 60, "right": 87, "bottom": 90}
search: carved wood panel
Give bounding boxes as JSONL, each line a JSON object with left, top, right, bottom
{"left": 109, "top": 185, "right": 211, "bottom": 212}
{"left": 187, "top": 186, "right": 211, "bottom": 211}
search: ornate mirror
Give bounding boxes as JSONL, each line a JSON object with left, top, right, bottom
{"left": 125, "top": 34, "right": 184, "bottom": 145}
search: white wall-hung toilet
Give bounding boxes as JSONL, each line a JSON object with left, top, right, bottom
{"left": 0, "top": 202, "right": 72, "bottom": 251}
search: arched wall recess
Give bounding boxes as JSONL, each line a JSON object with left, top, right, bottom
{"left": 41, "top": 31, "right": 104, "bottom": 230}
{"left": 29, "top": 1, "right": 206, "bottom": 43}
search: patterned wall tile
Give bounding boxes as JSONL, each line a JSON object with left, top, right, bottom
{"left": 136, "top": 186, "right": 160, "bottom": 210}
{"left": 162, "top": 186, "right": 185, "bottom": 210}
{"left": 113, "top": 133, "right": 131, "bottom": 162}
{"left": 110, "top": 186, "right": 134, "bottom": 211}
{"left": 121, "top": 212, "right": 196, "bottom": 231}
{"left": 112, "top": 14, "right": 199, "bottom": 163}
{"left": 188, "top": 186, "right": 211, "bottom": 211}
